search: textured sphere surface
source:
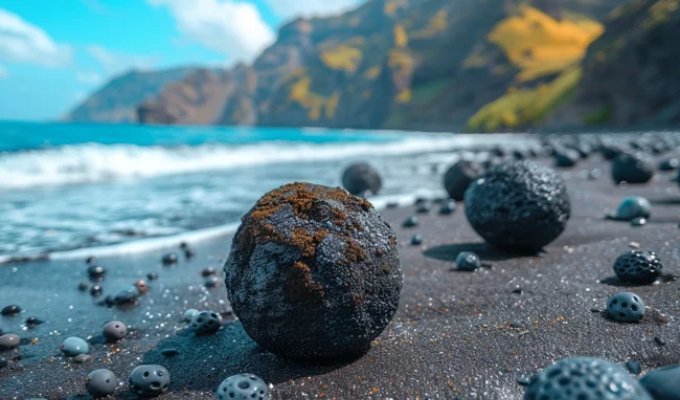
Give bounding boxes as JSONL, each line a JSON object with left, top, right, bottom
{"left": 464, "top": 161, "right": 571, "bottom": 253}
{"left": 640, "top": 365, "right": 680, "bottom": 400}
{"left": 456, "top": 251, "right": 480, "bottom": 271}
{"left": 0, "top": 334, "right": 20, "bottom": 350}
{"left": 86, "top": 369, "right": 117, "bottom": 398}
{"left": 613, "top": 250, "right": 662, "bottom": 284}
{"left": 224, "top": 182, "right": 402, "bottom": 359}
{"left": 615, "top": 197, "right": 651, "bottom": 221}
{"left": 607, "top": 292, "right": 645, "bottom": 322}
{"left": 129, "top": 364, "right": 170, "bottom": 397}
{"left": 612, "top": 153, "right": 654, "bottom": 184}
{"left": 189, "top": 311, "right": 222, "bottom": 335}
{"left": 341, "top": 162, "right": 382, "bottom": 196}
{"left": 443, "top": 159, "right": 483, "bottom": 201}
{"left": 524, "top": 357, "right": 652, "bottom": 400}
{"left": 216, "top": 374, "right": 269, "bottom": 400}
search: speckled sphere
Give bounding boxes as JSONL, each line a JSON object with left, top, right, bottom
{"left": 607, "top": 292, "right": 645, "bottom": 322}
{"left": 464, "top": 161, "right": 571, "bottom": 254}
{"left": 129, "top": 365, "right": 170, "bottom": 397}
{"left": 216, "top": 374, "right": 269, "bottom": 400}
{"left": 341, "top": 162, "right": 382, "bottom": 196}
{"left": 224, "top": 182, "right": 402, "bottom": 359}
{"left": 613, "top": 250, "right": 662, "bottom": 284}
{"left": 524, "top": 357, "right": 652, "bottom": 400}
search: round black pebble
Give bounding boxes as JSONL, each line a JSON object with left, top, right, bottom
{"left": 553, "top": 149, "right": 579, "bottom": 168}
{"left": 224, "top": 182, "right": 402, "bottom": 359}
{"left": 90, "top": 285, "right": 103, "bottom": 297}
{"left": 658, "top": 157, "right": 679, "bottom": 171}
{"left": 87, "top": 265, "right": 106, "bottom": 280}
{"left": 456, "top": 251, "right": 481, "bottom": 271}
{"left": 341, "top": 162, "right": 382, "bottom": 196}
{"left": 161, "top": 253, "right": 178, "bottom": 266}
{"left": 189, "top": 311, "right": 222, "bottom": 335}
{"left": 410, "top": 234, "right": 423, "bottom": 246}
{"left": 25, "top": 317, "right": 43, "bottom": 327}
{"left": 640, "top": 365, "right": 680, "bottom": 400}
{"left": 102, "top": 320, "right": 128, "bottom": 342}
{"left": 612, "top": 153, "right": 654, "bottom": 184}
{"left": 443, "top": 159, "right": 483, "bottom": 201}
{"left": 613, "top": 249, "right": 662, "bottom": 284}
{"left": 402, "top": 216, "right": 418, "bottom": 228}
{"left": 438, "top": 200, "right": 456, "bottom": 215}
{"left": 202, "top": 267, "right": 217, "bottom": 277}
{"left": 464, "top": 161, "right": 571, "bottom": 254}
{"left": 1, "top": 305, "right": 21, "bottom": 316}
{"left": 86, "top": 369, "right": 117, "bottom": 398}
{"left": 147, "top": 272, "right": 159, "bottom": 281}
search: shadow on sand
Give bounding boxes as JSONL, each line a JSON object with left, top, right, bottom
{"left": 139, "top": 321, "right": 357, "bottom": 394}
{"left": 423, "top": 242, "right": 524, "bottom": 262}
{"left": 599, "top": 274, "right": 676, "bottom": 287}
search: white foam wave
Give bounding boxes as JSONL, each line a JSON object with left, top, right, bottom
{"left": 0, "top": 134, "right": 512, "bottom": 189}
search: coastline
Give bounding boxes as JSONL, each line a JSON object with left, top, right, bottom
{"left": 1, "top": 153, "right": 679, "bottom": 399}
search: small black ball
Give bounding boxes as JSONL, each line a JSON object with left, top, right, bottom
{"left": 341, "top": 162, "right": 382, "bottom": 196}
{"left": 464, "top": 161, "right": 571, "bottom": 254}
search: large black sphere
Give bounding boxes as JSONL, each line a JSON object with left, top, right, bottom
{"left": 443, "top": 159, "right": 484, "bottom": 201}
{"left": 341, "top": 162, "right": 382, "bottom": 196}
{"left": 224, "top": 182, "right": 402, "bottom": 359}
{"left": 464, "top": 161, "right": 571, "bottom": 253}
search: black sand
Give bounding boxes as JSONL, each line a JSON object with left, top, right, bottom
{"left": 1, "top": 152, "right": 679, "bottom": 399}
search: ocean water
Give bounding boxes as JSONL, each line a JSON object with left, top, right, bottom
{"left": 0, "top": 121, "right": 528, "bottom": 262}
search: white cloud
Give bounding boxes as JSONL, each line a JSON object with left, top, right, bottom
{"left": 149, "top": 0, "right": 275, "bottom": 62}
{"left": 87, "top": 45, "right": 155, "bottom": 75}
{"left": 76, "top": 70, "right": 103, "bottom": 85}
{"left": 265, "top": 0, "right": 363, "bottom": 20}
{"left": 0, "top": 8, "right": 71, "bottom": 67}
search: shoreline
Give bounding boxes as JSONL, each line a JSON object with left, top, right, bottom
{"left": 1, "top": 151, "right": 679, "bottom": 399}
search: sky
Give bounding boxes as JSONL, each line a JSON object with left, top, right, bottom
{"left": 0, "top": 0, "right": 364, "bottom": 121}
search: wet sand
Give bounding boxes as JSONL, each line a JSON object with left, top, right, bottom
{"left": 1, "top": 153, "right": 679, "bottom": 399}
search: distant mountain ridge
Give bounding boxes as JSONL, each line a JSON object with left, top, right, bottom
{"left": 65, "top": 0, "right": 680, "bottom": 132}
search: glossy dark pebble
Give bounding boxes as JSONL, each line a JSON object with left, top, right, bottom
{"left": 86, "top": 256, "right": 97, "bottom": 265}
{"left": 402, "top": 216, "right": 419, "bottom": 228}
{"left": 456, "top": 251, "right": 481, "bottom": 271}
{"left": 90, "top": 285, "right": 103, "bottom": 297}
{"left": 216, "top": 373, "right": 269, "bottom": 400}
{"left": 103, "top": 320, "right": 128, "bottom": 342}
{"left": 612, "top": 153, "right": 654, "bottom": 184}
{"left": 438, "top": 200, "right": 456, "bottom": 215}
{"left": 640, "top": 364, "right": 680, "bottom": 400}
{"left": 201, "top": 267, "right": 217, "bottom": 277}
{"left": 78, "top": 282, "right": 89, "bottom": 291}
{"left": 654, "top": 337, "right": 666, "bottom": 346}
{"left": 658, "top": 157, "right": 679, "bottom": 171}
{"left": 87, "top": 265, "right": 106, "bottom": 279}
{"left": 25, "top": 317, "right": 43, "bottom": 326}
{"left": 129, "top": 364, "right": 170, "bottom": 397}
{"left": 415, "top": 203, "right": 431, "bottom": 214}
{"left": 0, "top": 357, "right": 7, "bottom": 368}
{"left": 114, "top": 287, "right": 139, "bottom": 305}
{"left": 614, "top": 196, "right": 651, "bottom": 221}
{"left": 86, "top": 368, "right": 117, "bottom": 398}
{"left": 613, "top": 249, "right": 662, "bottom": 284}
{"left": 161, "top": 253, "right": 178, "bottom": 265}
{"left": 147, "top": 272, "right": 159, "bottom": 281}
{"left": 1, "top": 305, "right": 22, "bottom": 316}
{"left": 182, "top": 309, "right": 199, "bottom": 322}
{"left": 160, "top": 348, "right": 179, "bottom": 357}
{"left": 410, "top": 234, "right": 423, "bottom": 246}
{"left": 341, "top": 162, "right": 382, "bottom": 196}
{"left": 443, "top": 159, "right": 484, "bottom": 201}
{"left": 204, "top": 276, "right": 220, "bottom": 288}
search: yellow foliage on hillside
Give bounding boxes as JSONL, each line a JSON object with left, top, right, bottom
{"left": 321, "top": 45, "right": 363, "bottom": 73}
{"left": 394, "top": 25, "right": 409, "bottom": 48}
{"left": 384, "top": 0, "right": 407, "bottom": 16}
{"left": 288, "top": 75, "right": 337, "bottom": 121}
{"left": 488, "top": 6, "right": 603, "bottom": 82}
{"left": 364, "top": 66, "right": 382, "bottom": 80}
{"left": 468, "top": 66, "right": 582, "bottom": 131}
{"left": 413, "top": 10, "right": 448, "bottom": 38}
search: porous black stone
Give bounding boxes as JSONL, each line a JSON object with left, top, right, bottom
{"left": 613, "top": 250, "right": 662, "bottom": 284}
{"left": 189, "top": 311, "right": 222, "bottom": 335}
{"left": 464, "top": 161, "right": 571, "bottom": 254}
{"left": 611, "top": 153, "right": 654, "bottom": 184}
{"left": 129, "top": 365, "right": 170, "bottom": 397}
{"left": 224, "top": 182, "right": 402, "bottom": 359}
{"left": 607, "top": 292, "right": 645, "bottom": 323}
{"left": 341, "top": 162, "right": 382, "bottom": 196}
{"left": 524, "top": 357, "right": 651, "bottom": 400}
{"left": 443, "top": 159, "right": 483, "bottom": 201}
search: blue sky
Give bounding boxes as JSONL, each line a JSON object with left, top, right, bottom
{"left": 0, "top": 0, "right": 363, "bottom": 121}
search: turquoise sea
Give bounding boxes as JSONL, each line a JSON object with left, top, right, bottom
{"left": 0, "top": 121, "right": 519, "bottom": 261}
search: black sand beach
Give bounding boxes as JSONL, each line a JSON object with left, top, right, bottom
{"left": 1, "top": 145, "right": 679, "bottom": 399}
